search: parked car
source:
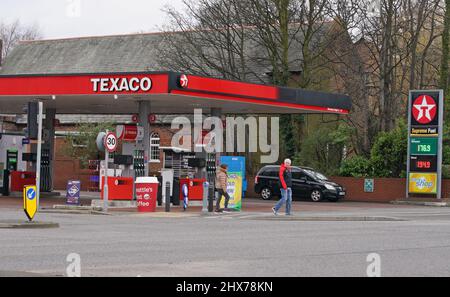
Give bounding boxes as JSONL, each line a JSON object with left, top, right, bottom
{"left": 254, "top": 165, "right": 346, "bottom": 202}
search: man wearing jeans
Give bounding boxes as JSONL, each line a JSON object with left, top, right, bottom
{"left": 215, "top": 164, "right": 231, "bottom": 212}
{"left": 272, "top": 159, "right": 293, "bottom": 216}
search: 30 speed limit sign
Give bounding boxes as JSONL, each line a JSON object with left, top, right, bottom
{"left": 104, "top": 132, "right": 118, "bottom": 153}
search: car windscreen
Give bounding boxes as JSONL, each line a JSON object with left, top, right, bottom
{"left": 303, "top": 169, "right": 328, "bottom": 181}
{"left": 260, "top": 167, "right": 279, "bottom": 177}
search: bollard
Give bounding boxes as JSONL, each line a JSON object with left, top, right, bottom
{"left": 165, "top": 182, "right": 171, "bottom": 212}
{"left": 1, "top": 170, "right": 10, "bottom": 196}
{"left": 208, "top": 183, "right": 214, "bottom": 212}
{"left": 182, "top": 183, "right": 189, "bottom": 211}
{"left": 202, "top": 181, "right": 209, "bottom": 212}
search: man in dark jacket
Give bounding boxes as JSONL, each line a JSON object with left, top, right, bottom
{"left": 272, "top": 159, "right": 293, "bottom": 215}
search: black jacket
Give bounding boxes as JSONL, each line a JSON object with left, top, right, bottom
{"left": 279, "top": 165, "right": 292, "bottom": 189}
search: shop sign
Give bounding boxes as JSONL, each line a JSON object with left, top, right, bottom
{"left": 408, "top": 173, "right": 437, "bottom": 194}
{"left": 116, "top": 125, "right": 144, "bottom": 142}
{"left": 91, "top": 77, "right": 152, "bottom": 93}
{"left": 407, "top": 90, "right": 443, "bottom": 198}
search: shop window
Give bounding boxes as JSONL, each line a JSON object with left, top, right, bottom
{"left": 150, "top": 132, "right": 160, "bottom": 163}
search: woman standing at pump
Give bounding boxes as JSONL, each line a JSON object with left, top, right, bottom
{"left": 273, "top": 159, "right": 293, "bottom": 216}
{"left": 215, "top": 164, "right": 230, "bottom": 212}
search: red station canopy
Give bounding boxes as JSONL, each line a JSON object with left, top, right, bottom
{"left": 0, "top": 72, "right": 351, "bottom": 115}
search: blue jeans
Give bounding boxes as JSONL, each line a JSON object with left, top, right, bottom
{"left": 274, "top": 188, "right": 292, "bottom": 215}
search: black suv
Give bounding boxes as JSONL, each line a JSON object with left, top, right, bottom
{"left": 254, "top": 165, "right": 346, "bottom": 202}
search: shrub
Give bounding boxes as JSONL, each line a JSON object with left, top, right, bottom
{"left": 369, "top": 120, "right": 408, "bottom": 177}
{"left": 339, "top": 156, "right": 372, "bottom": 177}
{"left": 339, "top": 120, "right": 408, "bottom": 178}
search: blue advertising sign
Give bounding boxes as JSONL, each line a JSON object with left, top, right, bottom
{"left": 66, "top": 180, "right": 81, "bottom": 205}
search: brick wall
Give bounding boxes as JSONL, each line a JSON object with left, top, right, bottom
{"left": 330, "top": 177, "right": 406, "bottom": 202}
{"left": 246, "top": 174, "right": 450, "bottom": 202}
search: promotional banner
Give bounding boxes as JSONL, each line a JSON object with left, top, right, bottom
{"left": 116, "top": 125, "right": 144, "bottom": 142}
{"left": 220, "top": 172, "right": 242, "bottom": 211}
{"left": 408, "top": 173, "right": 438, "bottom": 194}
{"left": 407, "top": 90, "right": 444, "bottom": 198}
{"left": 66, "top": 180, "right": 81, "bottom": 205}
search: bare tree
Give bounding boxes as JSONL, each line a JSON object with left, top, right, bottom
{"left": 352, "top": 0, "right": 444, "bottom": 134}
{"left": 441, "top": 0, "right": 450, "bottom": 96}
{"left": 158, "top": 0, "right": 447, "bottom": 161}
{"left": 158, "top": 0, "right": 354, "bottom": 159}
{"left": 158, "top": 0, "right": 262, "bottom": 82}
{"left": 0, "top": 20, "right": 42, "bottom": 61}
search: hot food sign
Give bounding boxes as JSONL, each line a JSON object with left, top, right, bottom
{"left": 407, "top": 90, "right": 444, "bottom": 198}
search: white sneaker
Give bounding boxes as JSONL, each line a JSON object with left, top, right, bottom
{"left": 272, "top": 207, "right": 278, "bottom": 216}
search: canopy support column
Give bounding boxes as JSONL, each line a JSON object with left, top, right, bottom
{"left": 138, "top": 101, "right": 151, "bottom": 176}
{"left": 43, "top": 108, "right": 56, "bottom": 192}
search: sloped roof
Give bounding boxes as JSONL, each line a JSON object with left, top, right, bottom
{"left": 0, "top": 33, "right": 165, "bottom": 75}
{"left": 0, "top": 22, "right": 337, "bottom": 79}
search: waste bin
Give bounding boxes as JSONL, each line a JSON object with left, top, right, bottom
{"left": 157, "top": 176, "right": 163, "bottom": 206}
{"left": 172, "top": 177, "right": 180, "bottom": 206}
{"left": 135, "top": 177, "right": 159, "bottom": 212}
{"left": 1, "top": 170, "right": 10, "bottom": 196}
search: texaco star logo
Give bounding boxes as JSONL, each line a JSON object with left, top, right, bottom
{"left": 412, "top": 95, "right": 436, "bottom": 124}
{"left": 180, "top": 74, "right": 189, "bottom": 88}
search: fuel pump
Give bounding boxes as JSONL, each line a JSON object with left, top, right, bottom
{"left": 6, "top": 149, "right": 18, "bottom": 171}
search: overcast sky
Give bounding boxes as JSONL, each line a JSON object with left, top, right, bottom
{"left": 0, "top": 0, "right": 187, "bottom": 39}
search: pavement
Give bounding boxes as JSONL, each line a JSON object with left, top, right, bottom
{"left": 0, "top": 220, "right": 59, "bottom": 229}
{"left": 1, "top": 196, "right": 450, "bottom": 277}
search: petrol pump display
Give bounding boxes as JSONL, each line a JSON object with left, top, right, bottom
{"left": 407, "top": 90, "right": 444, "bottom": 197}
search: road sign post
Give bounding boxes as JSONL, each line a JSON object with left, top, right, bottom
{"left": 36, "top": 101, "right": 43, "bottom": 211}
{"left": 24, "top": 185, "right": 37, "bottom": 221}
{"left": 407, "top": 90, "right": 444, "bottom": 199}
{"left": 103, "top": 131, "right": 118, "bottom": 212}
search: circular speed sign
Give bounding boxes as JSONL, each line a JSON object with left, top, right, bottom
{"left": 104, "top": 132, "right": 118, "bottom": 153}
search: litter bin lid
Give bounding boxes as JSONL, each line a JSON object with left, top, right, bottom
{"left": 136, "top": 177, "right": 159, "bottom": 184}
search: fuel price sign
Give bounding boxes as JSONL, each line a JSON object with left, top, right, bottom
{"left": 407, "top": 90, "right": 444, "bottom": 198}
{"left": 409, "top": 155, "right": 438, "bottom": 172}
{"left": 409, "top": 138, "right": 438, "bottom": 155}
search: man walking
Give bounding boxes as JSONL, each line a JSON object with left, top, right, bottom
{"left": 273, "top": 159, "right": 293, "bottom": 216}
{"left": 215, "top": 164, "right": 231, "bottom": 212}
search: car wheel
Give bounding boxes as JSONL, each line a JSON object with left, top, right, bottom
{"left": 261, "top": 187, "right": 273, "bottom": 200}
{"left": 310, "top": 189, "right": 323, "bottom": 202}
{"left": 327, "top": 197, "right": 339, "bottom": 202}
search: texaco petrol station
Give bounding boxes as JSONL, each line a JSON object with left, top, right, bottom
{"left": 0, "top": 35, "right": 351, "bottom": 212}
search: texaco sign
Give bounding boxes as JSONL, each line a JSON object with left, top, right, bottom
{"left": 407, "top": 90, "right": 444, "bottom": 199}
